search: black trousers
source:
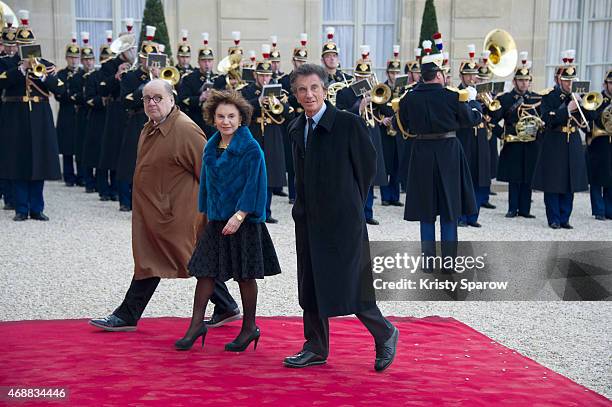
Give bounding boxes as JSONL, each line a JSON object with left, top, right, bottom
{"left": 302, "top": 306, "right": 394, "bottom": 358}
{"left": 113, "top": 277, "right": 238, "bottom": 325}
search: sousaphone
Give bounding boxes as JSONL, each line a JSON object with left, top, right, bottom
{"left": 483, "top": 29, "right": 518, "bottom": 78}
{"left": 0, "top": 1, "right": 17, "bottom": 29}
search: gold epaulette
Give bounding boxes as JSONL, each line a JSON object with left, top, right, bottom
{"left": 536, "top": 87, "right": 553, "bottom": 96}
{"left": 446, "top": 86, "right": 469, "bottom": 102}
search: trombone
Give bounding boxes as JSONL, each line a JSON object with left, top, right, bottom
{"left": 570, "top": 83, "right": 603, "bottom": 132}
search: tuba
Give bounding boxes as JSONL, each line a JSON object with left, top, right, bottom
{"left": 0, "top": 1, "right": 17, "bottom": 29}
{"left": 483, "top": 29, "right": 517, "bottom": 78}
{"left": 217, "top": 53, "right": 247, "bottom": 91}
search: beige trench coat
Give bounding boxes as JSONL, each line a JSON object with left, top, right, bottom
{"left": 131, "top": 106, "right": 207, "bottom": 279}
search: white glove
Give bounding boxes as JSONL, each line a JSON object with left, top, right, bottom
{"left": 466, "top": 86, "right": 477, "bottom": 102}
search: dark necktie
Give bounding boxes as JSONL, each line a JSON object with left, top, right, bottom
{"left": 306, "top": 117, "right": 314, "bottom": 149}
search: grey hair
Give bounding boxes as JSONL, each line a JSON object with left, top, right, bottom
{"left": 290, "top": 63, "right": 329, "bottom": 93}
{"left": 144, "top": 79, "right": 175, "bottom": 101}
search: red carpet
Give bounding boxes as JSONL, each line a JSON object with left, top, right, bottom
{"left": 0, "top": 316, "right": 609, "bottom": 406}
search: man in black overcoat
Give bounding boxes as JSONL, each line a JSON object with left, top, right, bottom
{"left": 98, "top": 27, "right": 135, "bottom": 207}
{"left": 489, "top": 54, "right": 542, "bottom": 218}
{"left": 177, "top": 34, "right": 218, "bottom": 136}
{"left": 284, "top": 63, "right": 398, "bottom": 372}
{"left": 456, "top": 46, "right": 489, "bottom": 228}
{"left": 531, "top": 57, "right": 588, "bottom": 229}
{"left": 242, "top": 50, "right": 291, "bottom": 224}
{"left": 0, "top": 14, "right": 62, "bottom": 221}
{"left": 585, "top": 68, "right": 612, "bottom": 220}
{"left": 54, "top": 35, "right": 81, "bottom": 187}
{"left": 396, "top": 45, "right": 481, "bottom": 270}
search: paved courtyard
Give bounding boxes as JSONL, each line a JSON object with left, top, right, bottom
{"left": 1, "top": 181, "right": 610, "bottom": 397}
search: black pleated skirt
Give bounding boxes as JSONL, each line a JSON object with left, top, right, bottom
{"left": 188, "top": 220, "right": 281, "bottom": 282}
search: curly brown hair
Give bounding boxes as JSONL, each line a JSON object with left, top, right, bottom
{"left": 202, "top": 89, "right": 253, "bottom": 126}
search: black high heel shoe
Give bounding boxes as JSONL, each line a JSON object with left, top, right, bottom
{"left": 224, "top": 327, "right": 260, "bottom": 352}
{"left": 175, "top": 324, "right": 207, "bottom": 351}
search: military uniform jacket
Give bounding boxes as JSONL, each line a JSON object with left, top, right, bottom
{"left": 288, "top": 101, "right": 378, "bottom": 317}
{"left": 336, "top": 85, "right": 387, "bottom": 186}
{"left": 584, "top": 91, "right": 612, "bottom": 187}
{"left": 54, "top": 67, "right": 81, "bottom": 155}
{"left": 70, "top": 68, "right": 88, "bottom": 162}
{"left": 241, "top": 82, "right": 289, "bottom": 188}
{"left": 489, "top": 89, "right": 542, "bottom": 184}
{"left": 0, "top": 57, "right": 62, "bottom": 180}
{"left": 97, "top": 57, "right": 129, "bottom": 170}
{"left": 177, "top": 69, "right": 217, "bottom": 136}
{"left": 116, "top": 67, "right": 149, "bottom": 182}
{"left": 175, "top": 63, "right": 193, "bottom": 79}
{"left": 531, "top": 86, "right": 588, "bottom": 194}
{"left": 456, "top": 83, "right": 490, "bottom": 187}
{"left": 394, "top": 81, "right": 417, "bottom": 185}
{"left": 278, "top": 72, "right": 299, "bottom": 175}
{"left": 328, "top": 69, "right": 353, "bottom": 85}
{"left": 378, "top": 79, "right": 399, "bottom": 175}
{"left": 398, "top": 82, "right": 481, "bottom": 222}
{"left": 82, "top": 69, "right": 107, "bottom": 168}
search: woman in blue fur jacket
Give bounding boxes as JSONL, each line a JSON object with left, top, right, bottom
{"left": 175, "top": 90, "right": 281, "bottom": 352}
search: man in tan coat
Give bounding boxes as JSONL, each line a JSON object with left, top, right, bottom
{"left": 90, "top": 79, "right": 239, "bottom": 331}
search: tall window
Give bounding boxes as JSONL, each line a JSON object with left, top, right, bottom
{"left": 547, "top": 0, "right": 612, "bottom": 87}
{"left": 322, "top": 0, "right": 399, "bottom": 79}
{"left": 75, "top": 0, "right": 146, "bottom": 60}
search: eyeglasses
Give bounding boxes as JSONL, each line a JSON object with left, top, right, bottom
{"left": 142, "top": 95, "right": 164, "bottom": 104}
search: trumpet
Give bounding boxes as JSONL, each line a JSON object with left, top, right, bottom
{"left": 262, "top": 95, "right": 284, "bottom": 115}
{"left": 478, "top": 91, "right": 501, "bottom": 111}
{"left": 29, "top": 56, "right": 47, "bottom": 78}
{"left": 160, "top": 65, "right": 180, "bottom": 86}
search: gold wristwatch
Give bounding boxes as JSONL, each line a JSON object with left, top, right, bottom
{"left": 235, "top": 213, "right": 244, "bottom": 222}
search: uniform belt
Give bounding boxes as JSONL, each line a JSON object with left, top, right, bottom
{"left": 2, "top": 95, "right": 49, "bottom": 103}
{"left": 552, "top": 125, "right": 576, "bottom": 133}
{"left": 504, "top": 134, "right": 536, "bottom": 143}
{"left": 416, "top": 131, "right": 456, "bottom": 140}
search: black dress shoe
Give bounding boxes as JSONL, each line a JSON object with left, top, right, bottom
{"left": 205, "top": 308, "right": 241, "bottom": 328}
{"left": 366, "top": 218, "right": 379, "bottom": 225}
{"left": 458, "top": 220, "right": 468, "bottom": 227}
{"left": 595, "top": 215, "right": 606, "bottom": 221}
{"left": 13, "top": 213, "right": 28, "bottom": 221}
{"left": 89, "top": 314, "right": 136, "bottom": 332}
{"left": 560, "top": 223, "right": 573, "bottom": 229}
{"left": 607, "top": 215, "right": 612, "bottom": 220}
{"left": 489, "top": 191, "right": 498, "bottom": 196}
{"left": 100, "top": 195, "right": 111, "bottom": 201}
{"left": 389, "top": 201, "right": 404, "bottom": 207}
{"left": 468, "top": 221, "right": 482, "bottom": 227}
{"left": 119, "top": 205, "right": 131, "bottom": 212}
{"left": 519, "top": 213, "right": 536, "bottom": 219}
{"left": 288, "top": 199, "right": 295, "bottom": 204}
{"left": 65, "top": 181, "right": 75, "bottom": 187}
{"left": 110, "top": 195, "right": 119, "bottom": 202}
{"left": 381, "top": 201, "right": 390, "bottom": 206}
{"left": 505, "top": 211, "right": 518, "bottom": 218}
{"left": 3, "top": 203, "right": 15, "bottom": 210}
{"left": 29, "top": 212, "right": 49, "bottom": 221}
{"left": 375, "top": 326, "right": 399, "bottom": 372}
{"left": 549, "top": 223, "right": 561, "bottom": 229}
{"left": 481, "top": 202, "right": 496, "bottom": 209}
{"left": 284, "top": 350, "right": 327, "bottom": 368}
{"left": 265, "top": 217, "right": 279, "bottom": 224}
{"left": 273, "top": 190, "right": 288, "bottom": 197}
{"left": 85, "top": 187, "right": 96, "bottom": 193}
